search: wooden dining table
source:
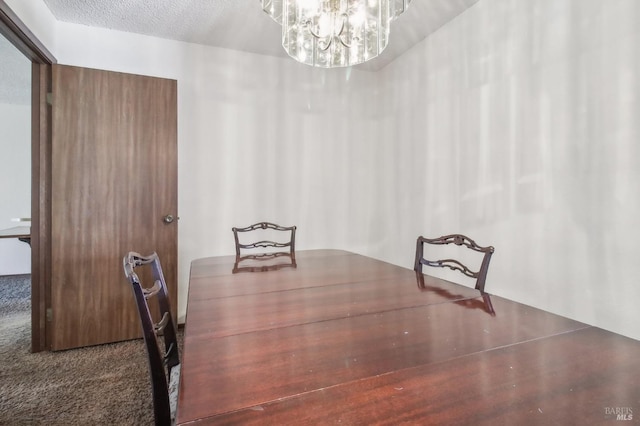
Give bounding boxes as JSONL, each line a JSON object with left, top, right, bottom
{"left": 177, "top": 249, "right": 640, "bottom": 425}
{"left": 0, "top": 226, "right": 31, "bottom": 245}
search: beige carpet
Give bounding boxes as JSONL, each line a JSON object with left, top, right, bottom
{"left": 0, "top": 275, "right": 168, "bottom": 425}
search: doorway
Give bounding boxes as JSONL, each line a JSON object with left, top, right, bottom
{"left": 0, "top": 28, "right": 31, "bottom": 275}
{"left": 1, "top": 2, "right": 179, "bottom": 352}
{"left": 0, "top": 0, "right": 55, "bottom": 352}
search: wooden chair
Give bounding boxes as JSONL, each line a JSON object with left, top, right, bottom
{"left": 232, "top": 222, "right": 297, "bottom": 273}
{"left": 122, "top": 252, "right": 180, "bottom": 426}
{"left": 414, "top": 234, "right": 495, "bottom": 294}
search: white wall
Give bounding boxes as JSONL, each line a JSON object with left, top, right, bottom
{"left": 4, "top": 0, "right": 57, "bottom": 50}
{"left": 48, "top": 20, "right": 380, "bottom": 322}
{"left": 7, "top": 0, "right": 640, "bottom": 340}
{"left": 375, "top": 0, "right": 640, "bottom": 340}
{"left": 0, "top": 103, "right": 31, "bottom": 275}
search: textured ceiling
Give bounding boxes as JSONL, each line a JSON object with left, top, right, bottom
{"left": 1, "top": 0, "right": 480, "bottom": 104}
{"left": 41, "top": 0, "right": 480, "bottom": 71}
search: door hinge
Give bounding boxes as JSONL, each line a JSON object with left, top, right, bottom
{"left": 46, "top": 308, "right": 52, "bottom": 322}
{"left": 46, "top": 92, "right": 53, "bottom": 105}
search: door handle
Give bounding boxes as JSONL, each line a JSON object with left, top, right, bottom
{"left": 163, "top": 214, "right": 176, "bottom": 224}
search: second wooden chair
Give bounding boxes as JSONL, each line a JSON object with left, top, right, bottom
{"left": 413, "top": 234, "right": 494, "bottom": 294}
{"left": 231, "top": 222, "right": 297, "bottom": 272}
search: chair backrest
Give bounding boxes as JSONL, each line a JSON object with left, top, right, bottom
{"left": 413, "top": 234, "right": 494, "bottom": 294}
{"left": 123, "top": 252, "right": 180, "bottom": 426}
{"left": 232, "top": 222, "right": 297, "bottom": 272}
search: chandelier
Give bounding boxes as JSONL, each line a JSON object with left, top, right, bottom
{"left": 260, "top": 0, "right": 412, "bottom": 68}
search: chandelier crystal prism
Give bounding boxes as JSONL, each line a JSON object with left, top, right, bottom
{"left": 260, "top": 0, "right": 412, "bottom": 68}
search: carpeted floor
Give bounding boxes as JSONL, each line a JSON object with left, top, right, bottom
{"left": 0, "top": 274, "right": 174, "bottom": 425}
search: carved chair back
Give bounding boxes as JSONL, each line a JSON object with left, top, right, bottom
{"left": 123, "top": 251, "right": 180, "bottom": 426}
{"left": 232, "top": 222, "right": 297, "bottom": 272}
{"left": 414, "top": 234, "right": 494, "bottom": 294}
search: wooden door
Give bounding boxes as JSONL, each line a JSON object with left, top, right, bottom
{"left": 50, "top": 64, "right": 177, "bottom": 350}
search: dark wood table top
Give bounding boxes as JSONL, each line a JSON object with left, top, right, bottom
{"left": 177, "top": 249, "right": 640, "bottom": 425}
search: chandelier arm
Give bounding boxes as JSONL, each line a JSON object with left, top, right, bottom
{"left": 306, "top": 19, "right": 335, "bottom": 51}
{"left": 306, "top": 20, "right": 319, "bottom": 38}
{"left": 338, "top": 35, "right": 351, "bottom": 48}
{"left": 318, "top": 38, "right": 332, "bottom": 51}
{"left": 308, "top": 23, "right": 326, "bottom": 41}
{"left": 337, "top": 13, "right": 347, "bottom": 37}
{"left": 335, "top": 13, "right": 351, "bottom": 49}
{"left": 336, "top": 12, "right": 351, "bottom": 48}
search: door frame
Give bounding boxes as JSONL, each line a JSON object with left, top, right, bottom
{"left": 0, "top": 1, "right": 56, "bottom": 352}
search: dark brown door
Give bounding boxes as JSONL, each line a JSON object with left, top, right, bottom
{"left": 50, "top": 64, "right": 177, "bottom": 350}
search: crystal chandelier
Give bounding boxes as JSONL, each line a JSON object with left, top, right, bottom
{"left": 261, "top": 0, "right": 412, "bottom": 68}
